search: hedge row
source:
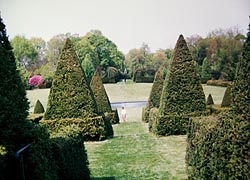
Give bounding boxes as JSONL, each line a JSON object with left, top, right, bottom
{"left": 41, "top": 116, "right": 113, "bottom": 141}
{"left": 206, "top": 79, "right": 232, "bottom": 87}
{"left": 186, "top": 113, "right": 250, "bottom": 179}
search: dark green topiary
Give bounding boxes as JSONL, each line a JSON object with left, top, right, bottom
{"left": 159, "top": 35, "right": 206, "bottom": 115}
{"left": 142, "top": 66, "right": 165, "bottom": 122}
{"left": 90, "top": 70, "right": 112, "bottom": 113}
{"left": 206, "top": 93, "right": 214, "bottom": 105}
{"left": 231, "top": 24, "right": 250, "bottom": 115}
{"left": 33, "top": 99, "right": 45, "bottom": 114}
{"left": 44, "top": 38, "right": 98, "bottom": 120}
{"left": 152, "top": 35, "right": 206, "bottom": 136}
{"left": 221, "top": 85, "right": 232, "bottom": 107}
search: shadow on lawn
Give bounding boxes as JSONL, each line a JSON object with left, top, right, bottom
{"left": 91, "top": 177, "right": 115, "bottom": 180}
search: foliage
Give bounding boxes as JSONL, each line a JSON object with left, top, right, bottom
{"left": 132, "top": 68, "right": 156, "bottom": 83}
{"left": 206, "top": 93, "right": 214, "bottom": 105}
{"left": 90, "top": 70, "right": 112, "bottom": 113}
{"left": 86, "top": 30, "right": 124, "bottom": 72}
{"left": 28, "top": 75, "right": 43, "bottom": 87}
{"left": 50, "top": 124, "right": 90, "bottom": 180}
{"left": 231, "top": 26, "right": 250, "bottom": 115}
{"left": 201, "top": 57, "right": 211, "bottom": 83}
{"left": 221, "top": 85, "right": 232, "bottom": 107}
{"left": 142, "top": 67, "right": 165, "bottom": 122}
{"left": 44, "top": 38, "right": 98, "bottom": 120}
{"left": 187, "top": 27, "right": 244, "bottom": 81}
{"left": 206, "top": 79, "right": 232, "bottom": 87}
{"left": 159, "top": 35, "right": 206, "bottom": 115}
{"left": 104, "top": 109, "right": 120, "bottom": 124}
{"left": 33, "top": 99, "right": 45, "bottom": 114}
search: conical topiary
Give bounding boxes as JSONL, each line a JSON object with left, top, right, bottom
{"left": 44, "top": 38, "right": 98, "bottom": 120}
{"left": 90, "top": 70, "right": 112, "bottom": 113}
{"left": 231, "top": 26, "right": 250, "bottom": 115}
{"left": 142, "top": 66, "right": 165, "bottom": 122}
{"left": 159, "top": 35, "right": 206, "bottom": 115}
{"left": 221, "top": 86, "right": 232, "bottom": 108}
{"left": 33, "top": 99, "right": 45, "bottom": 114}
{"left": 206, "top": 94, "right": 214, "bottom": 105}
{"left": 0, "top": 16, "right": 30, "bottom": 150}
{"left": 151, "top": 35, "right": 206, "bottom": 135}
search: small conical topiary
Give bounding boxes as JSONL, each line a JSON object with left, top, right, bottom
{"left": 33, "top": 99, "right": 45, "bottom": 114}
{"left": 90, "top": 70, "right": 112, "bottom": 113}
{"left": 206, "top": 94, "right": 214, "bottom": 105}
{"left": 221, "top": 86, "right": 232, "bottom": 108}
{"left": 142, "top": 66, "right": 165, "bottom": 122}
{"left": 159, "top": 35, "right": 206, "bottom": 115}
{"left": 44, "top": 38, "right": 98, "bottom": 120}
{"left": 231, "top": 24, "right": 250, "bottom": 115}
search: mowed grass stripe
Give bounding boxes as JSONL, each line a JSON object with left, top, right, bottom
{"left": 85, "top": 122, "right": 187, "bottom": 180}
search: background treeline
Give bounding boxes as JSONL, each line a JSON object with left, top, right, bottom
{"left": 11, "top": 27, "right": 246, "bottom": 87}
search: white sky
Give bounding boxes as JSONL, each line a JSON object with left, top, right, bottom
{"left": 1, "top": 0, "right": 249, "bottom": 53}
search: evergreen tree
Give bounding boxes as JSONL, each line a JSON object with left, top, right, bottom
{"left": 90, "top": 70, "right": 112, "bottom": 113}
{"left": 231, "top": 23, "right": 250, "bottom": 115}
{"left": 221, "top": 86, "right": 232, "bottom": 107}
{"left": 159, "top": 35, "right": 206, "bottom": 115}
{"left": 206, "top": 94, "right": 214, "bottom": 105}
{"left": 0, "top": 16, "right": 30, "bottom": 152}
{"left": 44, "top": 38, "right": 98, "bottom": 120}
{"left": 33, "top": 99, "right": 45, "bottom": 114}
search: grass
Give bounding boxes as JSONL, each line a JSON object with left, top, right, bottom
{"left": 26, "top": 82, "right": 226, "bottom": 179}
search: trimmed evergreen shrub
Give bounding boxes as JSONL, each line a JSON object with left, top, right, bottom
{"left": 33, "top": 99, "right": 45, "bottom": 114}
{"left": 105, "top": 109, "right": 119, "bottom": 124}
{"left": 44, "top": 38, "right": 98, "bottom": 120}
{"left": 142, "top": 66, "right": 165, "bottom": 123}
{"left": 41, "top": 115, "right": 110, "bottom": 141}
{"left": 206, "top": 93, "right": 214, "bottom": 105}
{"left": 221, "top": 85, "right": 232, "bottom": 107}
{"left": 50, "top": 124, "right": 90, "bottom": 180}
{"left": 90, "top": 70, "right": 112, "bottom": 113}
{"left": 151, "top": 35, "right": 206, "bottom": 135}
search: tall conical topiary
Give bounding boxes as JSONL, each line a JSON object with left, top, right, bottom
{"left": 90, "top": 70, "right": 112, "bottom": 113}
{"left": 159, "top": 34, "right": 206, "bottom": 115}
{"left": 44, "top": 38, "right": 98, "bottom": 120}
{"left": 142, "top": 66, "right": 165, "bottom": 122}
{"left": 151, "top": 35, "right": 206, "bottom": 135}
{"left": 0, "top": 16, "right": 30, "bottom": 151}
{"left": 231, "top": 25, "right": 250, "bottom": 115}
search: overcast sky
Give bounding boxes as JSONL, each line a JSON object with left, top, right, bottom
{"left": 1, "top": 0, "right": 249, "bottom": 53}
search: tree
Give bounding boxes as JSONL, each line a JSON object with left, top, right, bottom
{"left": 201, "top": 57, "right": 211, "bottom": 82}
{"left": 44, "top": 38, "right": 98, "bottom": 119}
{"left": 11, "top": 35, "right": 38, "bottom": 71}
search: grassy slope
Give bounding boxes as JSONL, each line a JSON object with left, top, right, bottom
{"left": 26, "top": 82, "right": 226, "bottom": 179}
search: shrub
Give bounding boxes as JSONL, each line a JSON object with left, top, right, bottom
{"left": 44, "top": 38, "right": 98, "bottom": 120}
{"left": 28, "top": 75, "right": 43, "bottom": 87}
{"left": 142, "top": 66, "right": 165, "bottom": 123}
{"left": 90, "top": 70, "right": 112, "bottom": 113}
{"left": 206, "top": 93, "right": 214, "bottom": 105}
{"left": 206, "top": 79, "right": 232, "bottom": 87}
{"left": 50, "top": 124, "right": 90, "bottom": 180}
{"left": 133, "top": 68, "right": 156, "bottom": 83}
{"left": 41, "top": 115, "right": 111, "bottom": 141}
{"left": 221, "top": 85, "right": 232, "bottom": 107}
{"left": 33, "top": 99, "right": 45, "bottom": 114}
{"left": 105, "top": 109, "right": 119, "bottom": 124}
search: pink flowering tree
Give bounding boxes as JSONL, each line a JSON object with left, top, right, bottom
{"left": 28, "top": 75, "right": 43, "bottom": 87}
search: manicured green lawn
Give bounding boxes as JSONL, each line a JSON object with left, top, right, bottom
{"left": 85, "top": 122, "right": 187, "bottom": 180}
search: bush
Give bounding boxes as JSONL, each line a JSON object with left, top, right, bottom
{"left": 206, "top": 93, "right": 214, "bottom": 105}
{"left": 28, "top": 75, "right": 43, "bottom": 87}
{"left": 50, "top": 124, "right": 90, "bottom": 180}
{"left": 133, "top": 68, "right": 156, "bottom": 83}
{"left": 221, "top": 85, "right": 232, "bottom": 107}
{"left": 41, "top": 115, "right": 112, "bottom": 141}
{"left": 33, "top": 99, "right": 45, "bottom": 114}
{"left": 104, "top": 109, "right": 119, "bottom": 124}
{"left": 142, "top": 67, "right": 164, "bottom": 123}
{"left": 206, "top": 79, "right": 232, "bottom": 87}
{"left": 186, "top": 113, "right": 250, "bottom": 179}
{"left": 90, "top": 70, "right": 112, "bottom": 113}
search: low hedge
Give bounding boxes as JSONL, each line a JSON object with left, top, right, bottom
{"left": 50, "top": 124, "right": 90, "bottom": 180}
{"left": 105, "top": 109, "right": 119, "bottom": 124}
{"left": 41, "top": 115, "right": 113, "bottom": 141}
{"left": 206, "top": 79, "right": 232, "bottom": 87}
{"left": 149, "top": 108, "right": 210, "bottom": 136}
{"left": 186, "top": 113, "right": 250, "bottom": 179}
